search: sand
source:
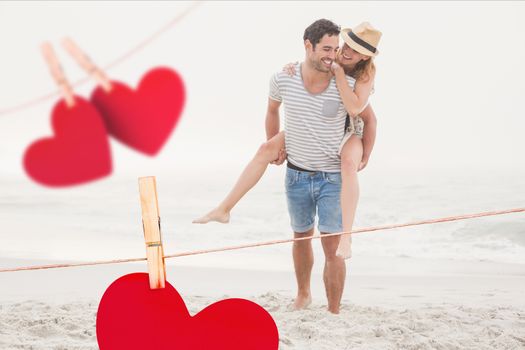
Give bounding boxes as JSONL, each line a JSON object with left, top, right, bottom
{"left": 1, "top": 256, "right": 525, "bottom": 349}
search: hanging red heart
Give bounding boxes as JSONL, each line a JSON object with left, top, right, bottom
{"left": 23, "top": 96, "right": 112, "bottom": 187}
{"left": 96, "top": 273, "right": 279, "bottom": 350}
{"left": 91, "top": 67, "right": 185, "bottom": 156}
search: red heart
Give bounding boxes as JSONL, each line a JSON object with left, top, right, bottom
{"left": 96, "top": 273, "right": 279, "bottom": 350}
{"left": 23, "top": 96, "right": 112, "bottom": 187}
{"left": 91, "top": 67, "right": 185, "bottom": 156}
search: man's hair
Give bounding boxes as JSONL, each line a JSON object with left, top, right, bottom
{"left": 303, "top": 19, "right": 340, "bottom": 50}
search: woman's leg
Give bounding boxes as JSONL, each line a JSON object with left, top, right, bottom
{"left": 337, "top": 134, "right": 363, "bottom": 259}
{"left": 193, "top": 131, "right": 286, "bottom": 224}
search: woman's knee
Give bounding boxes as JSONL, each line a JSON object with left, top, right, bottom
{"left": 341, "top": 153, "right": 359, "bottom": 174}
{"left": 256, "top": 133, "right": 284, "bottom": 161}
{"left": 340, "top": 138, "right": 362, "bottom": 174}
{"left": 255, "top": 141, "right": 277, "bottom": 162}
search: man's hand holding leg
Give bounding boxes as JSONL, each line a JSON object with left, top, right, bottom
{"left": 270, "top": 148, "right": 287, "bottom": 165}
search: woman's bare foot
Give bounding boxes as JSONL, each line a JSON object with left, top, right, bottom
{"left": 192, "top": 208, "right": 230, "bottom": 224}
{"left": 291, "top": 294, "right": 312, "bottom": 310}
{"left": 336, "top": 235, "right": 352, "bottom": 259}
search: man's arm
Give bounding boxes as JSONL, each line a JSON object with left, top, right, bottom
{"left": 358, "top": 104, "right": 377, "bottom": 171}
{"left": 266, "top": 98, "right": 281, "bottom": 141}
{"left": 265, "top": 97, "right": 287, "bottom": 165}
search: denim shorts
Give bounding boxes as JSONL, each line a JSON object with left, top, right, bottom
{"left": 285, "top": 167, "right": 342, "bottom": 234}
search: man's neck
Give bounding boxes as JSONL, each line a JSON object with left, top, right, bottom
{"left": 302, "top": 60, "right": 333, "bottom": 83}
{"left": 301, "top": 60, "right": 333, "bottom": 94}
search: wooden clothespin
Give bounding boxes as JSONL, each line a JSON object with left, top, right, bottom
{"left": 61, "top": 37, "right": 112, "bottom": 93}
{"left": 41, "top": 42, "right": 75, "bottom": 108}
{"left": 138, "top": 176, "right": 166, "bottom": 290}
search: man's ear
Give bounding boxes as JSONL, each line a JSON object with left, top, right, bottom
{"left": 304, "top": 39, "right": 313, "bottom": 51}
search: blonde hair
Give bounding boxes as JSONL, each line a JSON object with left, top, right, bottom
{"left": 344, "top": 57, "right": 375, "bottom": 83}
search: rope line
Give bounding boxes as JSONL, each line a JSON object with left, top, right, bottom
{"left": 1, "top": 207, "right": 523, "bottom": 273}
{"left": 0, "top": 2, "right": 204, "bottom": 117}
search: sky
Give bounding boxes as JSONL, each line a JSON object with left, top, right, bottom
{"left": 0, "top": 1, "right": 524, "bottom": 184}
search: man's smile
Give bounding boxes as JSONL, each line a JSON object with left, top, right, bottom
{"left": 321, "top": 58, "right": 333, "bottom": 66}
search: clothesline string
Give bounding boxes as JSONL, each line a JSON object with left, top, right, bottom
{"left": 0, "top": 207, "right": 523, "bottom": 273}
{"left": 0, "top": 2, "right": 204, "bottom": 117}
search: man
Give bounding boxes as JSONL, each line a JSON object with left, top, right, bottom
{"left": 266, "top": 19, "right": 377, "bottom": 314}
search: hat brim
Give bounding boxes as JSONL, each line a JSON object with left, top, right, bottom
{"left": 341, "top": 28, "right": 378, "bottom": 57}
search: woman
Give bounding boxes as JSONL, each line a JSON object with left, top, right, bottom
{"left": 193, "top": 22, "right": 381, "bottom": 259}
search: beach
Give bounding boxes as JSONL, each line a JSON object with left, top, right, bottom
{"left": 1, "top": 1, "right": 525, "bottom": 348}
{"left": 1, "top": 168, "right": 525, "bottom": 349}
{"left": 1, "top": 255, "right": 525, "bottom": 349}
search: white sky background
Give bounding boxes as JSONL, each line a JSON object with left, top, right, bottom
{"left": 0, "top": 1, "right": 524, "bottom": 182}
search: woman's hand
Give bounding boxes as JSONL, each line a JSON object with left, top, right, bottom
{"left": 331, "top": 62, "right": 347, "bottom": 91}
{"left": 331, "top": 61, "right": 345, "bottom": 77}
{"left": 282, "top": 62, "right": 298, "bottom": 76}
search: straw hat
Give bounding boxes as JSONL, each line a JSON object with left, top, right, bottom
{"left": 341, "top": 22, "right": 382, "bottom": 57}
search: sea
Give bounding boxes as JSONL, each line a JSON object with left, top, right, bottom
{"left": 1, "top": 166, "right": 524, "bottom": 272}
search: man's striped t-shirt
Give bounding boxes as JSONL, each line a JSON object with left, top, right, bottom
{"left": 269, "top": 63, "right": 356, "bottom": 172}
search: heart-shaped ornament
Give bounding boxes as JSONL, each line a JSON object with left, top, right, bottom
{"left": 23, "top": 96, "right": 112, "bottom": 187}
{"left": 91, "top": 67, "right": 185, "bottom": 156}
{"left": 96, "top": 273, "right": 279, "bottom": 350}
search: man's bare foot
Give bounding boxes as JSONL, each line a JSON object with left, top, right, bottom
{"left": 192, "top": 208, "right": 230, "bottom": 224}
{"left": 336, "top": 235, "right": 352, "bottom": 260}
{"left": 327, "top": 305, "right": 340, "bottom": 314}
{"left": 291, "top": 294, "right": 312, "bottom": 310}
